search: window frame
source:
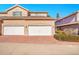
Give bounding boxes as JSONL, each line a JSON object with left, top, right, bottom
{"left": 13, "top": 11, "right": 22, "bottom": 16}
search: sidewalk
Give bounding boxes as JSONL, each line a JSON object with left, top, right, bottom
{"left": 0, "top": 43, "right": 79, "bottom": 55}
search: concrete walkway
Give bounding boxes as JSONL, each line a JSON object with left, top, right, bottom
{"left": 0, "top": 43, "right": 79, "bottom": 55}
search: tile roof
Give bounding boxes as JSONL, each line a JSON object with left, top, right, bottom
{"left": 56, "top": 12, "right": 77, "bottom": 22}
{"left": 0, "top": 16, "right": 54, "bottom": 20}
{"left": 56, "top": 22, "right": 79, "bottom": 27}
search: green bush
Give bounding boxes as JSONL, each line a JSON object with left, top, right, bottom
{"left": 55, "top": 29, "right": 65, "bottom": 35}
{"left": 54, "top": 30, "right": 79, "bottom": 42}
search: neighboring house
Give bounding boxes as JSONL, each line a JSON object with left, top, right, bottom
{"left": 0, "top": 5, "right": 55, "bottom": 36}
{"left": 56, "top": 11, "right": 79, "bottom": 35}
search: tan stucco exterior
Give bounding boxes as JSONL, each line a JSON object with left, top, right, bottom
{"left": 0, "top": 6, "right": 28, "bottom": 16}
{"left": 2, "top": 20, "right": 55, "bottom": 35}
{"left": 3, "top": 20, "right": 54, "bottom": 25}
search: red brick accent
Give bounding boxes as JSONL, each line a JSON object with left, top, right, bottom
{"left": 0, "top": 36, "right": 56, "bottom": 44}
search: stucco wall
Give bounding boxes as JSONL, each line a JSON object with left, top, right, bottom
{"left": 7, "top": 7, "right": 28, "bottom": 16}
{"left": 3, "top": 20, "right": 54, "bottom": 26}
{"left": 2, "top": 20, "right": 55, "bottom": 35}
{"left": 0, "top": 7, "right": 28, "bottom": 16}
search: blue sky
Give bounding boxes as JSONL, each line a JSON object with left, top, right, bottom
{"left": 0, "top": 4, "right": 79, "bottom": 18}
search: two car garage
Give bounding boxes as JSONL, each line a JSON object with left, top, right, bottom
{"left": 3, "top": 25, "right": 54, "bottom": 36}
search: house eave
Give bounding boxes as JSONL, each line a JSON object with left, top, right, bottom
{"left": 56, "top": 22, "right": 79, "bottom": 27}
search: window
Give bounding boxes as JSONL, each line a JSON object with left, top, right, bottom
{"left": 13, "top": 11, "right": 22, "bottom": 16}
{"left": 30, "top": 13, "right": 47, "bottom": 16}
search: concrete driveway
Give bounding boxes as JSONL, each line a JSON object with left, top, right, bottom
{"left": 0, "top": 43, "right": 79, "bottom": 55}
{"left": 0, "top": 36, "right": 79, "bottom": 55}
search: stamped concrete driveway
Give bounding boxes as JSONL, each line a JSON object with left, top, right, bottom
{"left": 0, "top": 43, "right": 79, "bottom": 55}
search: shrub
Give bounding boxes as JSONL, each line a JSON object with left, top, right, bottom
{"left": 55, "top": 29, "right": 65, "bottom": 35}
{"left": 54, "top": 30, "right": 79, "bottom": 42}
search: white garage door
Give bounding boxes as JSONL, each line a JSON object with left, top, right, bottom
{"left": 3, "top": 26, "right": 24, "bottom": 35}
{"left": 28, "top": 26, "right": 52, "bottom": 36}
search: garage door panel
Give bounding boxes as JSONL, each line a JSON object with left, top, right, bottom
{"left": 28, "top": 26, "right": 52, "bottom": 36}
{"left": 4, "top": 26, "right": 24, "bottom": 35}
